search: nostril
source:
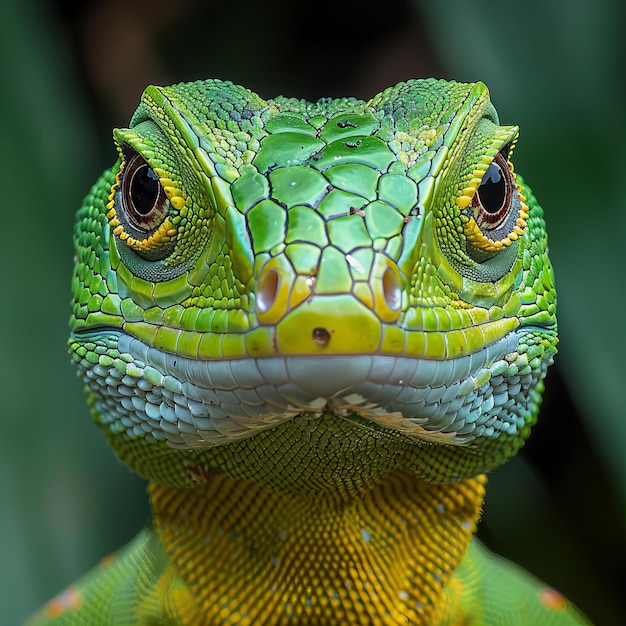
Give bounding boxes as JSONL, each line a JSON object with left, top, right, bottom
{"left": 257, "top": 269, "right": 280, "bottom": 314}
{"left": 382, "top": 267, "right": 401, "bottom": 311}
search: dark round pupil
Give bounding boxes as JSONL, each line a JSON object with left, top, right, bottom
{"left": 478, "top": 160, "right": 505, "bottom": 214}
{"left": 131, "top": 164, "right": 159, "bottom": 215}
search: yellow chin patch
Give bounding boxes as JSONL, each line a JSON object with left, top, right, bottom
{"left": 149, "top": 472, "right": 487, "bottom": 625}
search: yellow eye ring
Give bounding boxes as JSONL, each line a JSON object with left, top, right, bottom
{"left": 471, "top": 152, "right": 512, "bottom": 231}
{"left": 460, "top": 151, "right": 528, "bottom": 252}
{"left": 122, "top": 153, "right": 168, "bottom": 231}
{"left": 106, "top": 151, "right": 178, "bottom": 255}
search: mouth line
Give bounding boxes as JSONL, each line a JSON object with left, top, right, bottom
{"left": 72, "top": 325, "right": 123, "bottom": 337}
{"left": 72, "top": 329, "right": 527, "bottom": 450}
{"left": 71, "top": 318, "right": 521, "bottom": 363}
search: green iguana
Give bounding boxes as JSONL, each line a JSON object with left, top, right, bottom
{"left": 27, "top": 78, "right": 591, "bottom": 625}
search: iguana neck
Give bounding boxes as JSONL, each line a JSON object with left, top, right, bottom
{"left": 150, "top": 462, "right": 486, "bottom": 625}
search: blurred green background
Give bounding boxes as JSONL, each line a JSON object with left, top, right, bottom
{"left": 0, "top": 0, "right": 623, "bottom": 624}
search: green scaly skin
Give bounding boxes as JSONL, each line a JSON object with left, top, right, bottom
{"left": 27, "top": 79, "right": 591, "bottom": 625}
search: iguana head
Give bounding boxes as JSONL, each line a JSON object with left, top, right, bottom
{"left": 69, "top": 79, "right": 557, "bottom": 491}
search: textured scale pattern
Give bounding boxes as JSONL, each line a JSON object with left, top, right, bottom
{"left": 26, "top": 79, "right": 590, "bottom": 625}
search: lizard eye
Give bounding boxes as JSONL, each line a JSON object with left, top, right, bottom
{"left": 471, "top": 152, "right": 512, "bottom": 231}
{"left": 462, "top": 147, "right": 527, "bottom": 253}
{"left": 106, "top": 147, "right": 178, "bottom": 265}
{"left": 121, "top": 152, "right": 168, "bottom": 231}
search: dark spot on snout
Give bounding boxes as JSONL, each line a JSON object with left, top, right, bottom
{"left": 312, "top": 327, "right": 331, "bottom": 345}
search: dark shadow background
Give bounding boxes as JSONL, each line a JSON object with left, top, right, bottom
{"left": 0, "top": 0, "right": 623, "bottom": 624}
